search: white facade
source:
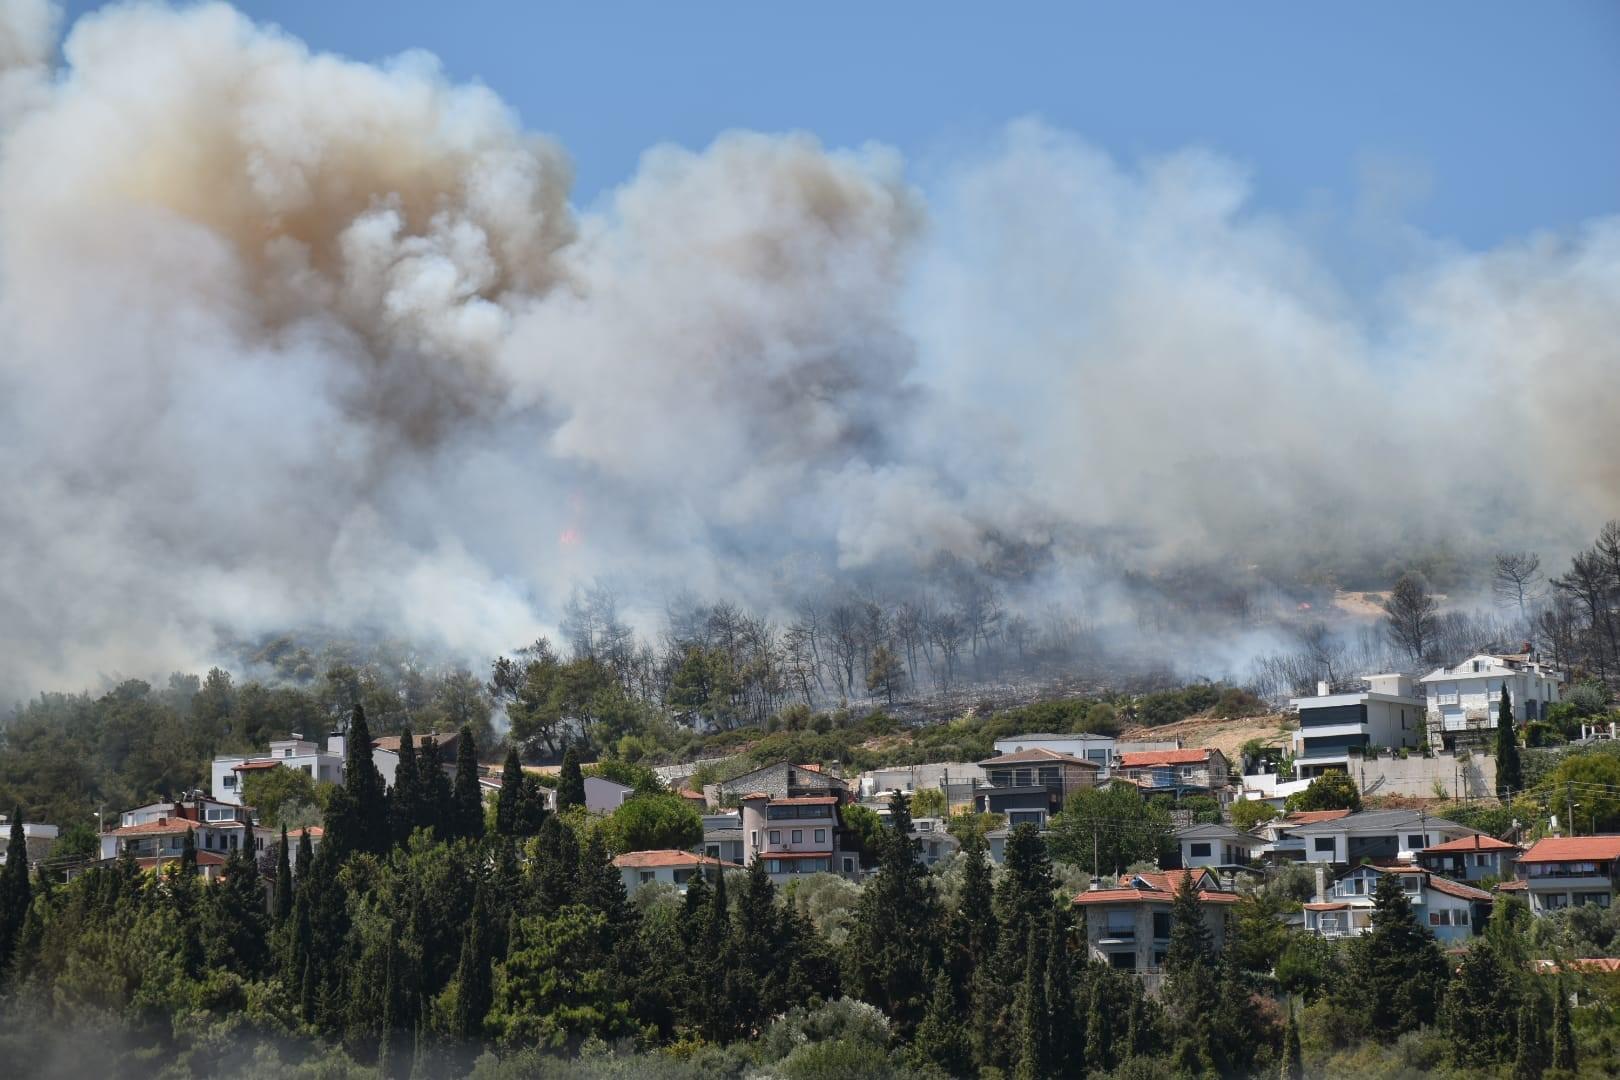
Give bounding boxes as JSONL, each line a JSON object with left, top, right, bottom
{"left": 1303, "top": 865, "right": 1486, "bottom": 943}
{"left": 1175, "top": 824, "right": 1263, "bottom": 869}
{"left": 1420, "top": 653, "right": 1564, "bottom": 746}
{"left": 101, "top": 798, "right": 272, "bottom": 862}
{"left": 1290, "top": 810, "right": 1478, "bottom": 864}
{"left": 584, "top": 775, "right": 635, "bottom": 815}
{"left": 993, "top": 734, "right": 1116, "bottom": 771}
{"left": 212, "top": 736, "right": 345, "bottom": 804}
{"left": 856, "top": 762, "right": 985, "bottom": 799}
{"left": 1291, "top": 675, "right": 1424, "bottom": 779}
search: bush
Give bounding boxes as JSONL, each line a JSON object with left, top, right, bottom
{"left": 1212, "top": 687, "right": 1267, "bottom": 719}
{"left": 1230, "top": 800, "right": 1280, "bottom": 831}
{"left": 1285, "top": 771, "right": 1361, "bottom": 813}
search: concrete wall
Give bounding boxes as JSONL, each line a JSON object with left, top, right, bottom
{"left": 1352, "top": 752, "right": 1495, "bottom": 799}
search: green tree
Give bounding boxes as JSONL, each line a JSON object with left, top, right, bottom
{"left": 1441, "top": 938, "right": 1519, "bottom": 1067}
{"left": 1013, "top": 923, "right": 1050, "bottom": 1080}
{"left": 909, "top": 966, "right": 970, "bottom": 1076}
{"left": 1163, "top": 872, "right": 1219, "bottom": 1069}
{"left": 488, "top": 905, "right": 631, "bottom": 1049}
{"left": 1546, "top": 752, "right": 1620, "bottom": 832}
{"left": 866, "top": 644, "right": 906, "bottom": 705}
{"left": 274, "top": 824, "right": 293, "bottom": 923}
{"left": 557, "top": 746, "right": 586, "bottom": 812}
{"left": 1511, "top": 1001, "right": 1545, "bottom": 1080}
{"left": 601, "top": 793, "right": 702, "bottom": 854}
{"left": 1230, "top": 800, "right": 1281, "bottom": 831}
{"left": 390, "top": 724, "right": 423, "bottom": 845}
{"left": 494, "top": 748, "right": 547, "bottom": 838}
{"left": 1552, "top": 980, "right": 1576, "bottom": 1070}
{"left": 839, "top": 803, "right": 887, "bottom": 868}
{"left": 0, "top": 810, "right": 32, "bottom": 975}
{"left": 1281, "top": 1004, "right": 1303, "bottom": 1080}
{"left": 450, "top": 725, "right": 485, "bottom": 841}
{"left": 1496, "top": 686, "right": 1522, "bottom": 796}
{"left": 1048, "top": 783, "right": 1171, "bottom": 874}
{"left": 843, "top": 792, "right": 943, "bottom": 1032}
{"left": 208, "top": 841, "right": 269, "bottom": 975}
{"left": 450, "top": 886, "right": 494, "bottom": 1041}
{"left": 910, "top": 787, "right": 947, "bottom": 819}
{"left": 327, "top": 703, "right": 390, "bottom": 857}
{"left": 1285, "top": 770, "right": 1362, "bottom": 813}
{"left": 1340, "top": 870, "right": 1447, "bottom": 1039}
{"left": 241, "top": 763, "right": 326, "bottom": 831}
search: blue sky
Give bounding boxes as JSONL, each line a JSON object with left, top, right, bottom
{"left": 59, "top": 1, "right": 1619, "bottom": 249}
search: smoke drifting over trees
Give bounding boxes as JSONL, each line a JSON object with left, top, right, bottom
{"left": 2, "top": 1, "right": 1618, "bottom": 699}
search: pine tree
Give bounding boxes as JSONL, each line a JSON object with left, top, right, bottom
{"left": 694, "top": 862, "right": 734, "bottom": 1042}
{"left": 1281, "top": 1003, "right": 1303, "bottom": 1080}
{"left": 210, "top": 842, "right": 270, "bottom": 975}
{"left": 450, "top": 726, "right": 484, "bottom": 841}
{"left": 732, "top": 858, "right": 784, "bottom": 1033}
{"left": 0, "top": 809, "right": 32, "bottom": 975}
{"left": 533, "top": 815, "right": 579, "bottom": 915}
{"left": 450, "top": 886, "right": 493, "bottom": 1041}
{"left": 1496, "top": 687, "right": 1523, "bottom": 796}
{"left": 392, "top": 725, "right": 421, "bottom": 846}
{"left": 557, "top": 746, "right": 585, "bottom": 812}
{"left": 298, "top": 847, "right": 351, "bottom": 1031}
{"left": 274, "top": 824, "right": 294, "bottom": 923}
{"left": 954, "top": 828, "right": 997, "bottom": 975}
{"left": 1552, "top": 980, "right": 1576, "bottom": 1070}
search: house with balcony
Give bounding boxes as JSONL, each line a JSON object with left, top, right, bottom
{"left": 1173, "top": 823, "right": 1264, "bottom": 869}
{"left": 613, "top": 850, "right": 733, "bottom": 896}
{"left": 1287, "top": 809, "right": 1478, "bottom": 864}
{"left": 739, "top": 792, "right": 854, "bottom": 882}
{"left": 1251, "top": 809, "right": 1352, "bottom": 861}
{"left": 98, "top": 796, "right": 271, "bottom": 879}
{"left": 992, "top": 733, "right": 1122, "bottom": 775}
{"left": 214, "top": 730, "right": 462, "bottom": 804}
{"left": 711, "top": 761, "right": 849, "bottom": 806}
{"left": 1416, "top": 834, "right": 1521, "bottom": 883}
{"left": 1072, "top": 869, "right": 1237, "bottom": 975}
{"left": 1514, "top": 835, "right": 1620, "bottom": 914}
{"left": 1290, "top": 674, "right": 1424, "bottom": 780}
{"left": 973, "top": 748, "right": 1100, "bottom": 823}
{"left": 855, "top": 762, "right": 985, "bottom": 809}
{"left": 698, "top": 811, "right": 746, "bottom": 865}
{"left": 1419, "top": 650, "right": 1564, "bottom": 749}
{"left": 1302, "top": 864, "right": 1491, "bottom": 943}
{"left": 1113, "top": 749, "right": 1231, "bottom": 800}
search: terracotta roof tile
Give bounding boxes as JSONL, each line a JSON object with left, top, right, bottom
{"left": 1118, "top": 749, "right": 1218, "bottom": 767}
{"left": 612, "top": 850, "right": 730, "bottom": 869}
{"left": 1423, "top": 834, "right": 1518, "bottom": 854}
{"left": 768, "top": 795, "right": 839, "bottom": 806}
{"left": 1283, "top": 809, "right": 1353, "bottom": 825}
{"left": 1520, "top": 835, "right": 1620, "bottom": 863}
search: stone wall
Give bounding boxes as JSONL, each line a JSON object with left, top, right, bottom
{"left": 1350, "top": 751, "right": 1496, "bottom": 799}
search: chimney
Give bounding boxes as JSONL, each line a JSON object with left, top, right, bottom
{"left": 1313, "top": 866, "right": 1327, "bottom": 904}
{"left": 1316, "top": 680, "right": 1331, "bottom": 697}
{"left": 326, "top": 730, "right": 346, "bottom": 757}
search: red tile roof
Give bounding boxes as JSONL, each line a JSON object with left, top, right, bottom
{"left": 677, "top": 789, "right": 707, "bottom": 802}
{"left": 371, "top": 732, "right": 458, "bottom": 753}
{"left": 1304, "top": 902, "right": 1349, "bottom": 911}
{"left": 1520, "top": 835, "right": 1620, "bottom": 863}
{"left": 1423, "top": 834, "right": 1518, "bottom": 854}
{"left": 1283, "top": 809, "right": 1353, "bottom": 825}
{"left": 1424, "top": 875, "right": 1493, "bottom": 902}
{"left": 1118, "top": 749, "right": 1218, "bottom": 767}
{"left": 135, "top": 851, "right": 227, "bottom": 868}
{"left": 798, "top": 763, "right": 823, "bottom": 773}
{"left": 232, "top": 760, "right": 283, "bottom": 771}
{"left": 1495, "top": 880, "right": 1528, "bottom": 891}
{"left": 613, "top": 850, "right": 729, "bottom": 869}
{"left": 110, "top": 821, "right": 197, "bottom": 836}
{"left": 1536, "top": 957, "right": 1620, "bottom": 974}
{"left": 1073, "top": 886, "right": 1238, "bottom": 906}
{"left": 289, "top": 826, "right": 324, "bottom": 839}
{"left": 1134, "top": 869, "right": 1216, "bottom": 893}
{"left": 740, "top": 792, "right": 771, "bottom": 801}
{"left": 978, "top": 748, "right": 1101, "bottom": 768}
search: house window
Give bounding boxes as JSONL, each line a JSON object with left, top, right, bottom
{"left": 1455, "top": 909, "right": 1469, "bottom": 925}
{"left": 1406, "top": 835, "right": 1425, "bottom": 849}
{"left": 284, "top": 748, "right": 293, "bottom": 757}
{"left": 1346, "top": 878, "right": 1364, "bottom": 896}
{"left": 791, "top": 830, "right": 803, "bottom": 844}
{"left": 1574, "top": 892, "right": 1611, "bottom": 908}
{"left": 769, "top": 830, "right": 781, "bottom": 845}
{"left": 1008, "top": 810, "right": 1045, "bottom": 827}
{"left": 1313, "top": 838, "right": 1335, "bottom": 853}
{"left": 1429, "top": 911, "right": 1451, "bottom": 926}
{"left": 750, "top": 831, "right": 758, "bottom": 849}
{"left": 706, "top": 846, "right": 720, "bottom": 859}
{"left": 1105, "top": 910, "right": 1135, "bottom": 937}
{"left": 1109, "top": 952, "right": 1136, "bottom": 971}
{"left": 222, "top": 775, "right": 236, "bottom": 789}
{"left": 1189, "top": 842, "right": 1212, "bottom": 858}
{"left": 639, "top": 871, "right": 654, "bottom": 884}
{"left": 1543, "top": 894, "right": 1569, "bottom": 911}
{"left": 1153, "top": 912, "right": 1172, "bottom": 939}
{"left": 814, "top": 829, "right": 826, "bottom": 843}
{"left": 843, "top": 857, "right": 854, "bottom": 873}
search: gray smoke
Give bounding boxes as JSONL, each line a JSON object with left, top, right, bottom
{"left": 1, "top": 1, "right": 1616, "bottom": 697}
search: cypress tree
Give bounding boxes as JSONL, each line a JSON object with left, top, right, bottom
{"left": 1123, "top": 989, "right": 1145, "bottom": 1062}
{"left": 0, "top": 810, "right": 32, "bottom": 975}
{"left": 451, "top": 725, "right": 484, "bottom": 841}
{"left": 557, "top": 746, "right": 585, "bottom": 812}
{"left": 274, "top": 824, "right": 293, "bottom": 923}
{"left": 1511, "top": 1001, "right": 1544, "bottom": 1080}
{"left": 378, "top": 919, "right": 401, "bottom": 1080}
{"left": 956, "top": 828, "right": 997, "bottom": 969}
{"left": 533, "top": 815, "right": 578, "bottom": 914}
{"left": 392, "top": 725, "right": 421, "bottom": 846}
{"left": 1440, "top": 938, "right": 1518, "bottom": 1066}
{"left": 1044, "top": 908, "right": 1076, "bottom": 1074}
{"left": 1014, "top": 924, "right": 1050, "bottom": 1080}
{"left": 1085, "top": 977, "right": 1110, "bottom": 1074}
{"left": 732, "top": 858, "right": 784, "bottom": 1032}
{"left": 295, "top": 827, "right": 313, "bottom": 879}
{"left": 1343, "top": 870, "right": 1448, "bottom": 1037}
{"left": 1281, "top": 1003, "right": 1303, "bottom": 1080}
{"left": 179, "top": 826, "right": 198, "bottom": 876}
{"left": 695, "top": 863, "right": 733, "bottom": 1042}
{"left": 420, "top": 735, "right": 453, "bottom": 837}
{"left": 298, "top": 847, "right": 350, "bottom": 1031}
{"left": 343, "top": 703, "right": 391, "bottom": 855}
{"left": 843, "top": 791, "right": 942, "bottom": 1031}
{"left": 1552, "top": 980, "right": 1576, "bottom": 1070}
{"left": 450, "top": 887, "right": 493, "bottom": 1041}
{"left": 211, "top": 842, "right": 269, "bottom": 975}
{"left": 1496, "top": 687, "right": 1522, "bottom": 796}
{"left": 495, "top": 748, "right": 524, "bottom": 838}
{"left": 910, "top": 966, "right": 971, "bottom": 1076}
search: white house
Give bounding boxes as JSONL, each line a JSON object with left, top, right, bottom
{"left": 0, "top": 817, "right": 59, "bottom": 868}
{"left": 213, "top": 736, "right": 346, "bottom": 804}
{"left": 1302, "top": 864, "right": 1491, "bottom": 943}
{"left": 584, "top": 775, "right": 636, "bottom": 815}
{"left": 1420, "top": 650, "right": 1564, "bottom": 748}
{"left": 99, "top": 796, "right": 272, "bottom": 877}
{"left": 1291, "top": 674, "right": 1424, "bottom": 779}
{"left": 909, "top": 817, "right": 960, "bottom": 867}
{"left": 613, "top": 850, "right": 732, "bottom": 896}
{"left": 1174, "top": 823, "right": 1264, "bottom": 869}
{"left": 1072, "top": 869, "right": 1237, "bottom": 975}
{"left": 1286, "top": 809, "right": 1478, "bottom": 864}
{"left": 855, "top": 762, "right": 985, "bottom": 806}
{"left": 993, "top": 733, "right": 1117, "bottom": 771}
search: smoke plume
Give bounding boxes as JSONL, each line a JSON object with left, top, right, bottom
{"left": 1, "top": 1, "right": 1616, "bottom": 697}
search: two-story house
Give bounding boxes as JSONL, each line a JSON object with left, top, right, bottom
{"left": 698, "top": 811, "right": 746, "bottom": 865}
{"left": 1302, "top": 864, "right": 1491, "bottom": 943}
{"left": 712, "top": 761, "right": 850, "bottom": 806}
{"left": 1072, "top": 869, "right": 1237, "bottom": 976}
{"left": 856, "top": 762, "right": 986, "bottom": 809}
{"left": 0, "top": 816, "right": 59, "bottom": 869}
{"left": 1113, "top": 749, "right": 1230, "bottom": 800}
{"left": 213, "top": 735, "right": 346, "bottom": 804}
{"left": 1420, "top": 650, "right": 1564, "bottom": 749}
{"left": 1290, "top": 674, "right": 1424, "bottom": 780}
{"left": 1513, "top": 835, "right": 1620, "bottom": 914}
{"left": 1416, "top": 834, "right": 1521, "bottom": 883}
{"left": 973, "top": 748, "right": 1100, "bottom": 824}
{"left": 99, "top": 796, "right": 271, "bottom": 878}
{"left": 1287, "top": 809, "right": 1478, "bottom": 864}
{"left": 739, "top": 792, "right": 853, "bottom": 881}
{"left": 1251, "top": 809, "right": 1352, "bottom": 861}
{"left": 909, "top": 817, "right": 960, "bottom": 867}
{"left": 992, "top": 734, "right": 1119, "bottom": 775}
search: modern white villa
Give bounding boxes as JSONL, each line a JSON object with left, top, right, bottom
{"left": 1419, "top": 650, "right": 1564, "bottom": 748}
{"left": 1290, "top": 674, "right": 1425, "bottom": 779}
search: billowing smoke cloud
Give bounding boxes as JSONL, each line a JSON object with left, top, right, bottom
{"left": 1, "top": 1, "right": 1615, "bottom": 697}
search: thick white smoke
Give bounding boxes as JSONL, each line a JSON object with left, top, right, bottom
{"left": 1, "top": 2, "right": 1615, "bottom": 697}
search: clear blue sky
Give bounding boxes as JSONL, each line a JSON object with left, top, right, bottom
{"left": 61, "top": 1, "right": 1620, "bottom": 249}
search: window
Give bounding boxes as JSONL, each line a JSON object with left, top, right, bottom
{"left": 769, "top": 830, "right": 781, "bottom": 845}
{"left": 1455, "top": 909, "right": 1469, "bottom": 925}
{"left": 222, "top": 775, "right": 236, "bottom": 789}
{"left": 302, "top": 764, "right": 312, "bottom": 775}
{"left": 1407, "top": 835, "right": 1426, "bottom": 849}
{"left": 1574, "top": 892, "right": 1611, "bottom": 908}
{"left": 1429, "top": 911, "right": 1451, "bottom": 926}
{"left": 843, "top": 857, "right": 855, "bottom": 873}
{"left": 284, "top": 748, "right": 293, "bottom": 757}
{"left": 639, "top": 871, "right": 654, "bottom": 884}
{"left": 1105, "top": 910, "right": 1135, "bottom": 937}
{"left": 791, "top": 830, "right": 803, "bottom": 844}
{"left": 1346, "top": 878, "right": 1365, "bottom": 896}
{"left": 1543, "top": 894, "right": 1570, "bottom": 911}
{"left": 1153, "top": 912, "right": 1172, "bottom": 939}
{"left": 1109, "top": 952, "right": 1136, "bottom": 971}
{"left": 750, "top": 830, "right": 758, "bottom": 849}
{"left": 1313, "top": 838, "right": 1335, "bottom": 853}
{"left": 1189, "top": 843, "right": 1212, "bottom": 858}
{"left": 814, "top": 829, "right": 826, "bottom": 843}
{"left": 706, "top": 845, "right": 720, "bottom": 859}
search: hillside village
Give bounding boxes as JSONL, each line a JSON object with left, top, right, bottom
{"left": 3, "top": 639, "right": 1619, "bottom": 1077}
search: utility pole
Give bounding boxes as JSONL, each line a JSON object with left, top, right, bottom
{"left": 1566, "top": 783, "right": 1575, "bottom": 837}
